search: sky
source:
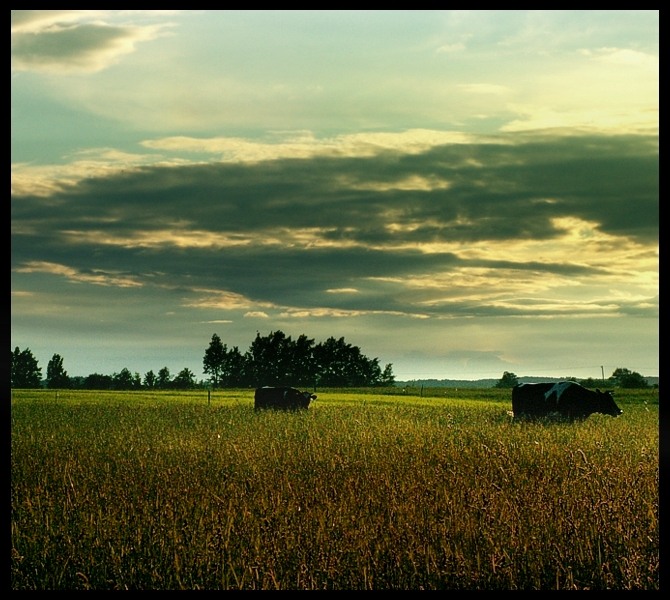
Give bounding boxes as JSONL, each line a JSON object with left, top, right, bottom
{"left": 11, "top": 10, "right": 658, "bottom": 383}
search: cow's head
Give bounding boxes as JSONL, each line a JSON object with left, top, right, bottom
{"left": 300, "top": 391, "right": 317, "bottom": 408}
{"left": 595, "top": 389, "right": 623, "bottom": 417}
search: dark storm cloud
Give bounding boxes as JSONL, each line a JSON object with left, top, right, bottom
{"left": 13, "top": 132, "right": 658, "bottom": 237}
{"left": 13, "top": 23, "right": 125, "bottom": 59}
{"left": 11, "top": 10, "right": 168, "bottom": 74}
{"left": 11, "top": 131, "right": 658, "bottom": 320}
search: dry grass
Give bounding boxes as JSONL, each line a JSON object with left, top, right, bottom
{"left": 11, "top": 388, "right": 658, "bottom": 589}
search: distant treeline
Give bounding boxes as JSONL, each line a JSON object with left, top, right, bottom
{"left": 11, "top": 335, "right": 654, "bottom": 391}
{"left": 400, "top": 371, "right": 656, "bottom": 389}
{"left": 10, "top": 330, "right": 396, "bottom": 390}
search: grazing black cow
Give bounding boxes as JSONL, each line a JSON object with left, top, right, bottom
{"left": 512, "top": 381, "right": 622, "bottom": 421}
{"left": 254, "top": 386, "right": 317, "bottom": 411}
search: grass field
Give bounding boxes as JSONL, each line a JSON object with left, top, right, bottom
{"left": 10, "top": 387, "right": 659, "bottom": 590}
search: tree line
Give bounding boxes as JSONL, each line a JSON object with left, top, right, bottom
{"left": 203, "top": 331, "right": 394, "bottom": 389}
{"left": 493, "top": 369, "right": 650, "bottom": 389}
{"left": 10, "top": 330, "right": 396, "bottom": 390}
{"left": 11, "top": 335, "right": 650, "bottom": 391}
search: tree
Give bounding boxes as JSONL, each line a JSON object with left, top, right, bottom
{"left": 173, "top": 368, "right": 196, "bottom": 389}
{"left": 610, "top": 367, "right": 648, "bottom": 389}
{"left": 69, "top": 376, "right": 86, "bottom": 389}
{"left": 112, "top": 368, "right": 138, "bottom": 390}
{"left": 313, "top": 336, "right": 348, "bottom": 387}
{"left": 246, "top": 330, "right": 295, "bottom": 386}
{"left": 495, "top": 371, "right": 519, "bottom": 388}
{"left": 379, "top": 363, "right": 396, "bottom": 387}
{"left": 84, "top": 373, "right": 113, "bottom": 390}
{"left": 11, "top": 347, "right": 42, "bottom": 388}
{"left": 157, "top": 367, "right": 172, "bottom": 389}
{"left": 46, "top": 353, "right": 70, "bottom": 389}
{"left": 313, "top": 336, "right": 383, "bottom": 387}
{"left": 287, "top": 334, "right": 317, "bottom": 387}
{"left": 219, "top": 345, "right": 248, "bottom": 387}
{"left": 203, "top": 333, "right": 226, "bottom": 387}
{"left": 359, "top": 356, "right": 395, "bottom": 387}
{"left": 143, "top": 370, "right": 157, "bottom": 389}
{"left": 578, "top": 377, "right": 602, "bottom": 389}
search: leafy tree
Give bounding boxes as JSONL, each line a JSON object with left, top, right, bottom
{"left": 495, "top": 371, "right": 519, "bottom": 388}
{"left": 10, "top": 347, "right": 42, "bottom": 388}
{"left": 202, "top": 335, "right": 249, "bottom": 388}
{"left": 240, "top": 331, "right": 396, "bottom": 388}
{"left": 610, "top": 367, "right": 648, "bottom": 388}
{"left": 219, "top": 345, "right": 248, "bottom": 387}
{"left": 246, "top": 330, "right": 295, "bottom": 386}
{"left": 69, "top": 376, "right": 86, "bottom": 389}
{"left": 84, "top": 373, "right": 113, "bottom": 390}
{"left": 379, "top": 363, "right": 396, "bottom": 387}
{"left": 157, "top": 367, "right": 172, "bottom": 389}
{"left": 286, "top": 334, "right": 317, "bottom": 387}
{"left": 578, "top": 377, "right": 604, "bottom": 388}
{"left": 348, "top": 349, "right": 380, "bottom": 387}
{"left": 203, "top": 333, "right": 227, "bottom": 388}
{"left": 314, "top": 336, "right": 380, "bottom": 387}
{"left": 313, "top": 336, "right": 347, "bottom": 387}
{"left": 173, "top": 368, "right": 196, "bottom": 389}
{"left": 143, "top": 370, "right": 157, "bottom": 388}
{"left": 360, "top": 356, "right": 394, "bottom": 387}
{"left": 112, "top": 368, "right": 138, "bottom": 390}
{"left": 46, "top": 353, "right": 70, "bottom": 389}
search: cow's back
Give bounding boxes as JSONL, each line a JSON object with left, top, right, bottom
{"left": 254, "top": 386, "right": 315, "bottom": 410}
{"left": 512, "top": 383, "right": 555, "bottom": 419}
{"left": 513, "top": 381, "right": 620, "bottom": 420}
{"left": 254, "top": 386, "right": 277, "bottom": 409}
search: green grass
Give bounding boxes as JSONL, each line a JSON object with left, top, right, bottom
{"left": 11, "top": 388, "right": 658, "bottom": 590}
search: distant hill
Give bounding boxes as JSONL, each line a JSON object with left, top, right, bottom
{"left": 396, "top": 376, "right": 659, "bottom": 388}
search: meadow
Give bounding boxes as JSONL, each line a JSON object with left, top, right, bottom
{"left": 10, "top": 387, "right": 659, "bottom": 590}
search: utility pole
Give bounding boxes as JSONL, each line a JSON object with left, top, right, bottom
{"left": 601, "top": 365, "right": 604, "bottom": 382}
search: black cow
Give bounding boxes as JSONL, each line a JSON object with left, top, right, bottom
{"left": 254, "top": 386, "right": 317, "bottom": 411}
{"left": 512, "top": 381, "right": 622, "bottom": 421}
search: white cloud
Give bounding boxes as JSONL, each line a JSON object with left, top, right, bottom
{"left": 499, "top": 47, "right": 658, "bottom": 133}
{"left": 141, "top": 129, "right": 478, "bottom": 163}
{"left": 11, "top": 149, "right": 188, "bottom": 197}
{"left": 583, "top": 47, "right": 658, "bottom": 69}
{"left": 14, "top": 261, "right": 142, "bottom": 288}
{"left": 12, "top": 129, "right": 480, "bottom": 196}
{"left": 11, "top": 10, "right": 104, "bottom": 33}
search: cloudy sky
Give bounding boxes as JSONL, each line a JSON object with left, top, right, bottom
{"left": 11, "top": 10, "right": 658, "bottom": 382}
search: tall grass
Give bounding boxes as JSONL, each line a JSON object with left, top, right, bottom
{"left": 11, "top": 388, "right": 658, "bottom": 589}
